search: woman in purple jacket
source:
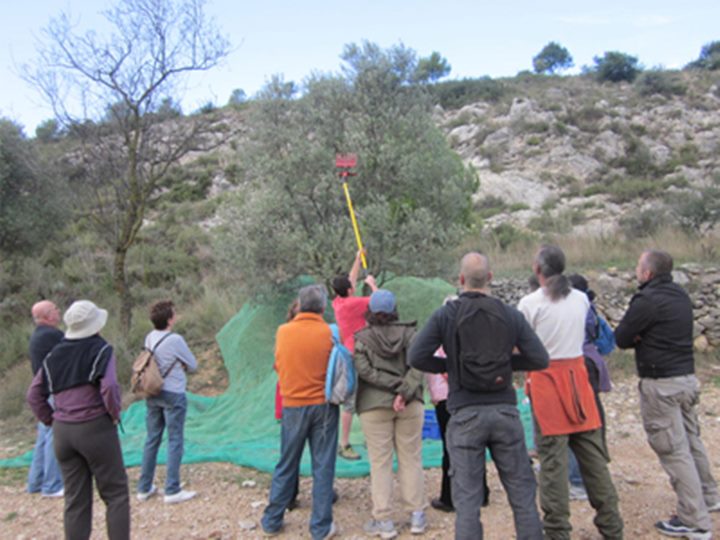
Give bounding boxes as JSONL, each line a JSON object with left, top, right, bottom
{"left": 27, "top": 300, "right": 129, "bottom": 540}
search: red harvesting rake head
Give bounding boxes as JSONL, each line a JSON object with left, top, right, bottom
{"left": 335, "top": 154, "right": 357, "bottom": 169}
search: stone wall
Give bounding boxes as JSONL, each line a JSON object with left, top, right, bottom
{"left": 491, "top": 264, "right": 720, "bottom": 351}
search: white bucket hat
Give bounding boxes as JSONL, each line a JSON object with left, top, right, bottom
{"left": 63, "top": 300, "right": 108, "bottom": 339}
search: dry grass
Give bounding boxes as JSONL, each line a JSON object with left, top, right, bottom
{"left": 461, "top": 228, "right": 720, "bottom": 277}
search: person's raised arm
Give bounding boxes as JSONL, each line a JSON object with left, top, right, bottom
{"left": 348, "top": 249, "right": 364, "bottom": 290}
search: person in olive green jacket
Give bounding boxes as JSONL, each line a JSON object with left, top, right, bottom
{"left": 353, "top": 289, "right": 427, "bottom": 538}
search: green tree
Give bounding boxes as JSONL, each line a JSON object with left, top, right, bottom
{"left": 228, "top": 88, "right": 247, "bottom": 106}
{"left": 687, "top": 40, "right": 720, "bottom": 70}
{"left": 34, "top": 118, "right": 62, "bottom": 143}
{"left": 216, "top": 42, "right": 477, "bottom": 290}
{"left": 532, "top": 42, "right": 574, "bottom": 74}
{"left": 0, "top": 119, "right": 65, "bottom": 256}
{"left": 414, "top": 51, "right": 451, "bottom": 83}
{"left": 23, "top": 0, "right": 231, "bottom": 335}
{"left": 593, "top": 51, "right": 641, "bottom": 82}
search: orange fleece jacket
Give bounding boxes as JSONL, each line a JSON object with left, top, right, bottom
{"left": 275, "top": 312, "right": 332, "bottom": 407}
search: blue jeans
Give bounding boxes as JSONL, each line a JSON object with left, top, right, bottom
{"left": 138, "top": 391, "right": 187, "bottom": 496}
{"left": 27, "top": 422, "right": 64, "bottom": 494}
{"left": 447, "top": 403, "right": 543, "bottom": 540}
{"left": 568, "top": 449, "right": 584, "bottom": 487}
{"left": 262, "top": 403, "right": 339, "bottom": 540}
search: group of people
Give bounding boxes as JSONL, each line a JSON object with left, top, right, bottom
{"left": 263, "top": 246, "right": 720, "bottom": 540}
{"left": 26, "top": 298, "right": 196, "bottom": 540}
{"left": 23, "top": 245, "right": 719, "bottom": 540}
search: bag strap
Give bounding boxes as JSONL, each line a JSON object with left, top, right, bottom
{"left": 150, "top": 332, "right": 174, "bottom": 354}
{"left": 329, "top": 323, "right": 341, "bottom": 346}
{"left": 151, "top": 332, "right": 179, "bottom": 378}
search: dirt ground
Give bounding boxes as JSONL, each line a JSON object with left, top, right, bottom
{"left": 3, "top": 378, "right": 720, "bottom": 539}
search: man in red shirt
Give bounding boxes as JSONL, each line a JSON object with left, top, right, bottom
{"left": 331, "top": 249, "right": 378, "bottom": 460}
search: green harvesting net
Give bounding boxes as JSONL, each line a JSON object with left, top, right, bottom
{"left": 0, "top": 277, "right": 534, "bottom": 477}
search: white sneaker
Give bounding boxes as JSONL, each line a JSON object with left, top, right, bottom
{"left": 410, "top": 510, "right": 427, "bottom": 534}
{"left": 707, "top": 501, "right": 720, "bottom": 512}
{"left": 41, "top": 488, "right": 64, "bottom": 498}
{"left": 323, "top": 521, "right": 338, "bottom": 539}
{"left": 136, "top": 485, "right": 157, "bottom": 502}
{"left": 163, "top": 489, "right": 197, "bottom": 504}
{"left": 569, "top": 484, "right": 588, "bottom": 501}
{"left": 363, "top": 519, "right": 398, "bottom": 539}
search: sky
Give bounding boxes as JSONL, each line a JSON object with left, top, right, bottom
{"left": 1, "top": 0, "right": 719, "bottom": 135}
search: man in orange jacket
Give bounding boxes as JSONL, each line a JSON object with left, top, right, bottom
{"left": 261, "top": 284, "right": 338, "bottom": 540}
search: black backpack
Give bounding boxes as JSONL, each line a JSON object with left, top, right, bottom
{"left": 454, "top": 294, "right": 514, "bottom": 392}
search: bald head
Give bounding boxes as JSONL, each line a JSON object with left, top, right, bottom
{"left": 32, "top": 300, "right": 61, "bottom": 328}
{"left": 459, "top": 252, "right": 492, "bottom": 291}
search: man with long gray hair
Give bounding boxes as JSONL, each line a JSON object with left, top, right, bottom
{"left": 518, "top": 245, "right": 623, "bottom": 540}
{"left": 616, "top": 250, "right": 719, "bottom": 540}
{"left": 261, "top": 284, "right": 339, "bottom": 539}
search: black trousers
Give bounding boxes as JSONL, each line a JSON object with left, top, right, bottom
{"left": 435, "top": 400, "right": 490, "bottom": 507}
{"left": 53, "top": 414, "right": 130, "bottom": 540}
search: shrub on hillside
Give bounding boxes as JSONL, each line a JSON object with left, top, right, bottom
{"left": 686, "top": 41, "right": 720, "bottom": 70}
{"left": 431, "top": 77, "right": 504, "bottom": 109}
{"left": 607, "top": 178, "right": 661, "bottom": 203}
{"left": 593, "top": 51, "right": 641, "bottom": 83}
{"left": 619, "top": 207, "right": 668, "bottom": 239}
{"left": 487, "top": 223, "right": 532, "bottom": 251}
{"left": 636, "top": 71, "right": 687, "bottom": 97}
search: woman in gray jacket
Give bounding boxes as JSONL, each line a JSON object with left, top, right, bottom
{"left": 353, "top": 289, "right": 426, "bottom": 539}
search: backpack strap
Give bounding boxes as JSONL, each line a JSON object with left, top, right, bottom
{"left": 151, "top": 332, "right": 179, "bottom": 378}
{"left": 329, "top": 323, "right": 342, "bottom": 346}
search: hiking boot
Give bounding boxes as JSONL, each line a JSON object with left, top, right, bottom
{"left": 136, "top": 484, "right": 157, "bottom": 502}
{"left": 430, "top": 498, "right": 454, "bottom": 513}
{"left": 569, "top": 484, "right": 588, "bottom": 501}
{"left": 338, "top": 444, "right": 361, "bottom": 460}
{"left": 363, "top": 519, "right": 397, "bottom": 539}
{"left": 410, "top": 511, "right": 427, "bottom": 534}
{"left": 654, "top": 515, "right": 711, "bottom": 539}
{"left": 163, "top": 489, "right": 197, "bottom": 504}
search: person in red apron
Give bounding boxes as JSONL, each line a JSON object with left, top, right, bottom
{"left": 518, "top": 245, "right": 623, "bottom": 540}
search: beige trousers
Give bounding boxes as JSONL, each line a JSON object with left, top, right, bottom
{"left": 639, "top": 375, "right": 720, "bottom": 531}
{"left": 359, "top": 400, "right": 426, "bottom": 520}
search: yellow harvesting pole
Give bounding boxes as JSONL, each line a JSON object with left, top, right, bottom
{"left": 335, "top": 153, "right": 367, "bottom": 269}
{"left": 342, "top": 181, "right": 367, "bottom": 269}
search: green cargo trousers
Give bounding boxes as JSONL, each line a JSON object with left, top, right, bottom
{"left": 536, "top": 425, "right": 623, "bottom": 540}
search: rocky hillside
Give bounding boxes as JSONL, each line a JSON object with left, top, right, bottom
{"left": 435, "top": 72, "right": 720, "bottom": 236}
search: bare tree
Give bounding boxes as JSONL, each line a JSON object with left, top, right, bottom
{"left": 24, "top": 0, "right": 231, "bottom": 335}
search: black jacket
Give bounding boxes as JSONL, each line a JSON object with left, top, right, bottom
{"left": 407, "top": 291, "right": 549, "bottom": 414}
{"left": 615, "top": 274, "right": 695, "bottom": 379}
{"left": 29, "top": 325, "right": 64, "bottom": 376}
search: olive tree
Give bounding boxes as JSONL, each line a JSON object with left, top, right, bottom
{"left": 24, "top": 0, "right": 231, "bottom": 334}
{"left": 0, "top": 119, "right": 66, "bottom": 257}
{"left": 216, "top": 42, "right": 477, "bottom": 291}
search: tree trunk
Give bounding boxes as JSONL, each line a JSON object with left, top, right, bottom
{"left": 113, "top": 247, "right": 132, "bottom": 337}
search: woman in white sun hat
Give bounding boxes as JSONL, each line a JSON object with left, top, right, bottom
{"left": 27, "top": 300, "right": 129, "bottom": 540}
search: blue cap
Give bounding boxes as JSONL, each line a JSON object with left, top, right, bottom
{"left": 369, "top": 289, "right": 396, "bottom": 314}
